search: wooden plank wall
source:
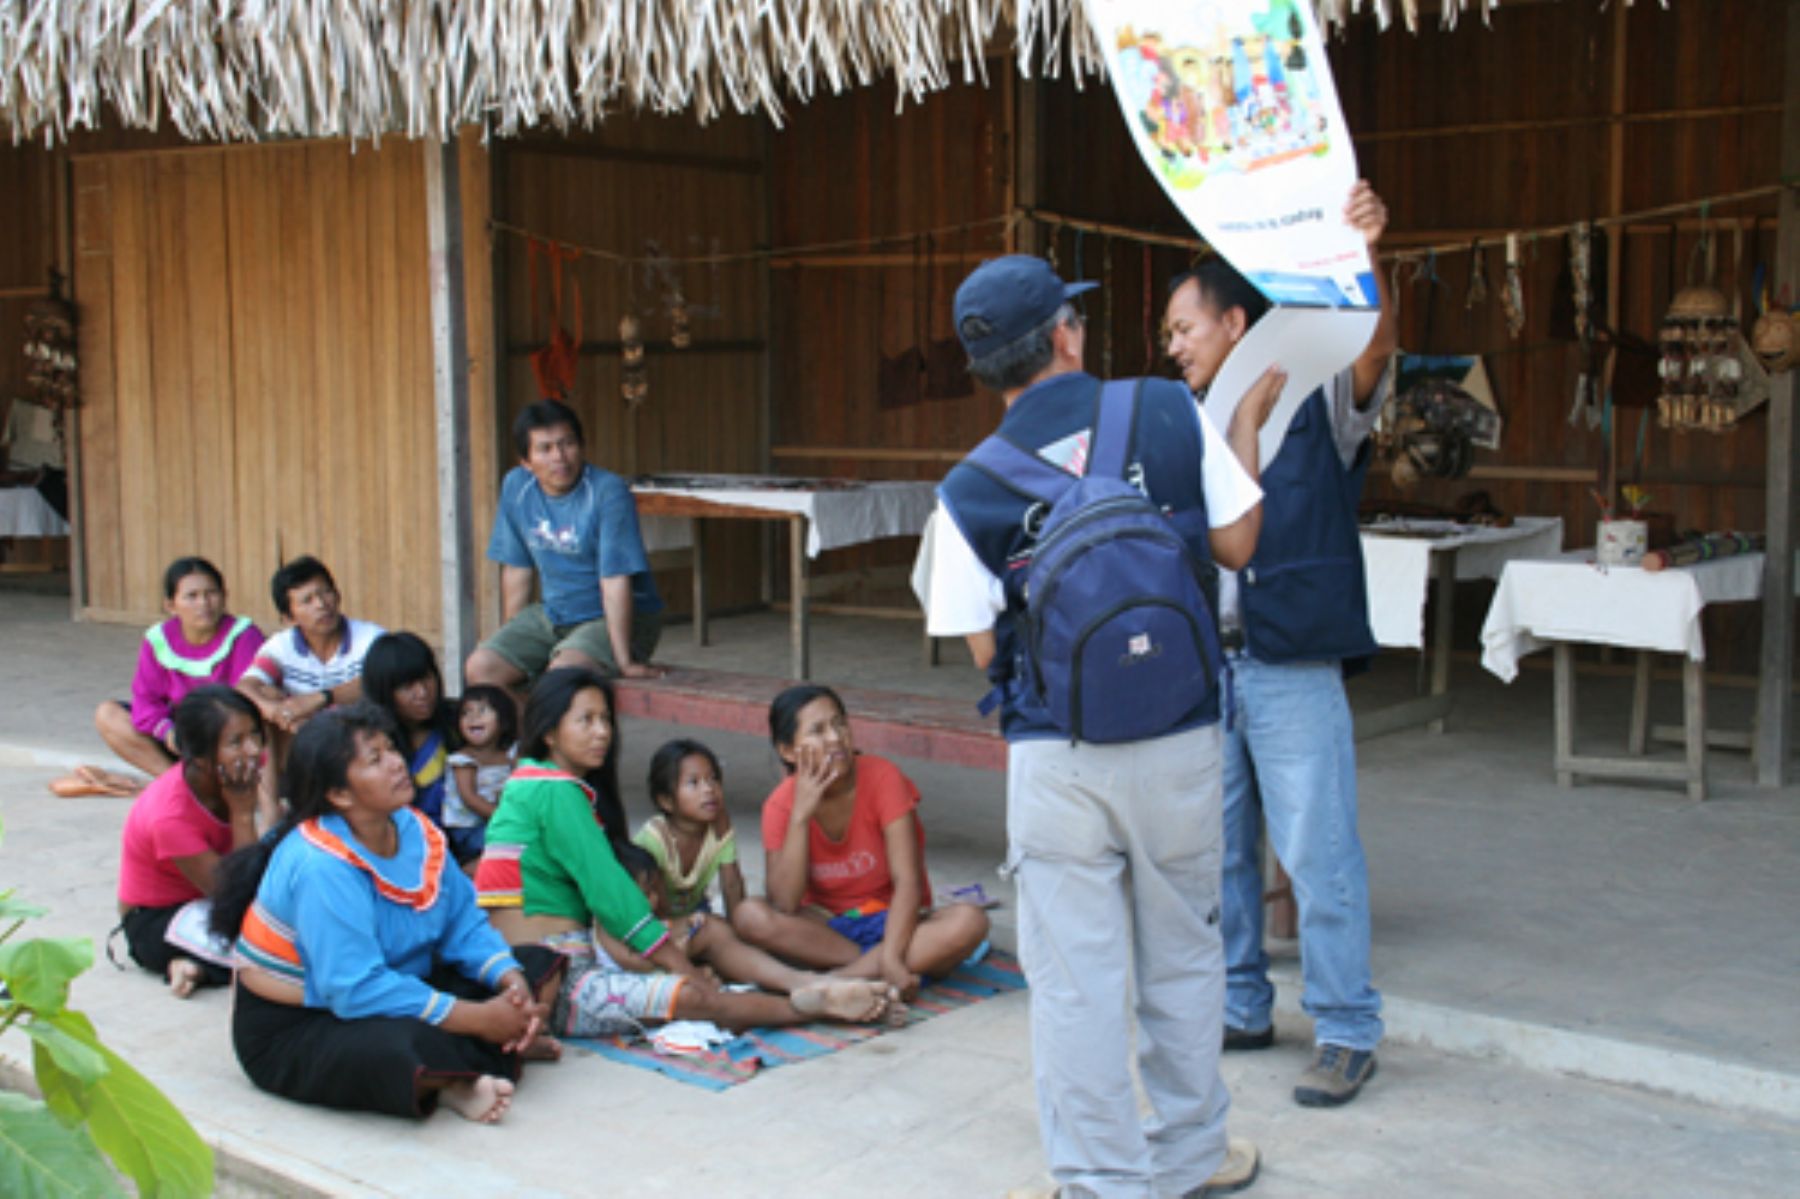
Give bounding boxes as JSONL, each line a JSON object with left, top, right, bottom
{"left": 765, "top": 72, "right": 1014, "bottom": 600}
{"left": 1033, "top": 1, "right": 1784, "bottom": 674}
{"left": 493, "top": 118, "right": 767, "bottom": 616}
{"left": 73, "top": 137, "right": 497, "bottom": 644}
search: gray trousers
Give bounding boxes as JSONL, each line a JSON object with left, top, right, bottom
{"left": 1008, "top": 725, "right": 1231, "bottom": 1199}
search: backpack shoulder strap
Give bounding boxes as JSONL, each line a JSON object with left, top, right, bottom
{"left": 1088, "top": 378, "right": 1142, "bottom": 480}
{"left": 964, "top": 432, "right": 1080, "bottom": 507}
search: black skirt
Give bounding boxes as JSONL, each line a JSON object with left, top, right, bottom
{"left": 119, "top": 904, "right": 232, "bottom": 989}
{"left": 230, "top": 945, "right": 562, "bottom": 1119}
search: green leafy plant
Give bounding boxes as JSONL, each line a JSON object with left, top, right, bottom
{"left": 0, "top": 819, "right": 214, "bottom": 1197}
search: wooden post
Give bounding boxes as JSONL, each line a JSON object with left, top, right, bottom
{"left": 1756, "top": 1, "right": 1800, "bottom": 788}
{"left": 789, "top": 513, "right": 809, "bottom": 679}
{"left": 1629, "top": 650, "right": 1653, "bottom": 756}
{"left": 1554, "top": 642, "right": 1577, "bottom": 788}
{"left": 426, "top": 137, "right": 477, "bottom": 693}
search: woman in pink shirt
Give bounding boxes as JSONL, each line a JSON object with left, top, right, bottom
{"left": 94, "top": 557, "right": 265, "bottom": 779}
{"left": 116, "top": 685, "right": 265, "bottom": 997}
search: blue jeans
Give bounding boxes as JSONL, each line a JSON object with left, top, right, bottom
{"left": 1221, "top": 653, "right": 1382, "bottom": 1051}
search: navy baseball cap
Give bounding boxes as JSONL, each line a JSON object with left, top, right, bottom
{"left": 954, "top": 255, "right": 1098, "bottom": 361}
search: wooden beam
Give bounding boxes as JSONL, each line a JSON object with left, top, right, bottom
{"left": 426, "top": 136, "right": 477, "bottom": 692}
{"left": 1756, "top": 1, "right": 1800, "bottom": 788}
{"left": 770, "top": 445, "right": 966, "bottom": 465}
{"left": 505, "top": 139, "right": 763, "bottom": 176}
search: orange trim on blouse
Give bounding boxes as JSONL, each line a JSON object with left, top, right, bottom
{"left": 297, "top": 808, "right": 448, "bottom": 912}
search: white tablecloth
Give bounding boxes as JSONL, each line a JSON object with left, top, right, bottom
{"left": 1480, "top": 550, "right": 1768, "bottom": 681}
{"left": 1361, "top": 516, "right": 1564, "bottom": 650}
{"left": 0, "top": 487, "right": 68, "bottom": 538}
{"left": 633, "top": 476, "right": 938, "bottom": 559}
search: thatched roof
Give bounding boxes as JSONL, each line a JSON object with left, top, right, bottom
{"left": 1, "top": 1, "right": 1655, "bottom": 145}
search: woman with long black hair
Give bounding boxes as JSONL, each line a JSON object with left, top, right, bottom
{"left": 211, "top": 704, "right": 560, "bottom": 1123}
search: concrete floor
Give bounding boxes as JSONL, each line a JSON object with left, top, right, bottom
{"left": 2, "top": 582, "right": 1798, "bottom": 1195}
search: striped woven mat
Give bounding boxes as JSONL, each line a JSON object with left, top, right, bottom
{"left": 564, "top": 950, "right": 1027, "bottom": 1091}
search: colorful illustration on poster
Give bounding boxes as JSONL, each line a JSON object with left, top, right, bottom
{"left": 1114, "top": 0, "right": 1328, "bottom": 191}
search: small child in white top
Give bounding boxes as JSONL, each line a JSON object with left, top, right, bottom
{"left": 445, "top": 685, "right": 519, "bottom": 860}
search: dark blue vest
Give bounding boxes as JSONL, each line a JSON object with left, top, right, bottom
{"left": 1237, "top": 388, "right": 1378, "bottom": 665}
{"left": 939, "top": 372, "right": 1220, "bottom": 741}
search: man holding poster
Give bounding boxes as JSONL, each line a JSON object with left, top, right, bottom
{"left": 1164, "top": 182, "right": 1396, "bottom": 1108}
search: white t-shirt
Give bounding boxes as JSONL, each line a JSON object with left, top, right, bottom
{"left": 919, "top": 397, "right": 1262, "bottom": 638}
{"left": 242, "top": 618, "right": 386, "bottom": 695}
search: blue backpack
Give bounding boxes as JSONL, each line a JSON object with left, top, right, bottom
{"left": 966, "top": 378, "right": 1223, "bottom": 744}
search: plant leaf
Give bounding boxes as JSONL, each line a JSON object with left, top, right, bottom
{"left": 0, "top": 1091, "right": 127, "bottom": 1199}
{"left": 0, "top": 937, "right": 93, "bottom": 1014}
{"left": 34, "top": 1010, "right": 214, "bottom": 1199}
{"left": 0, "top": 892, "right": 48, "bottom": 922}
{"left": 25, "top": 1018, "right": 109, "bottom": 1085}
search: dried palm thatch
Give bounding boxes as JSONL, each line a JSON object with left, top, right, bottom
{"left": 0, "top": 1, "right": 1660, "bottom": 145}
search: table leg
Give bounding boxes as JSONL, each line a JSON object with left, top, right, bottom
{"left": 789, "top": 514, "right": 809, "bottom": 680}
{"left": 1684, "top": 655, "right": 1708, "bottom": 802}
{"left": 1554, "top": 642, "right": 1576, "bottom": 788}
{"left": 1628, "top": 650, "right": 1652, "bottom": 755}
{"left": 691, "top": 519, "right": 709, "bottom": 648}
{"left": 1427, "top": 551, "right": 1455, "bottom": 734}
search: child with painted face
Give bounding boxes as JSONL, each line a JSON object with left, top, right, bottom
{"left": 732, "top": 685, "right": 991, "bottom": 1000}
{"left": 445, "top": 685, "right": 519, "bottom": 863}
{"left": 116, "top": 685, "right": 267, "bottom": 997}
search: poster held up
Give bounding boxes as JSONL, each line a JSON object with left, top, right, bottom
{"left": 1084, "top": 0, "right": 1380, "bottom": 466}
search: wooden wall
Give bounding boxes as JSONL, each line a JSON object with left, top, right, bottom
{"left": 764, "top": 71, "right": 1014, "bottom": 602}
{"left": 1028, "top": 0, "right": 1786, "bottom": 674}
{"left": 72, "top": 134, "right": 498, "bottom": 643}
{"left": 492, "top": 118, "right": 769, "bottom": 617}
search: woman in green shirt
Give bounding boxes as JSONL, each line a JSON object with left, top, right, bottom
{"left": 477, "top": 668, "right": 894, "bottom": 1034}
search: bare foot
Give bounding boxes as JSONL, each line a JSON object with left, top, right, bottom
{"left": 440, "top": 1075, "right": 514, "bottom": 1124}
{"left": 523, "top": 1035, "right": 563, "bottom": 1062}
{"left": 791, "top": 978, "right": 889, "bottom": 1023}
{"left": 167, "top": 959, "right": 203, "bottom": 999}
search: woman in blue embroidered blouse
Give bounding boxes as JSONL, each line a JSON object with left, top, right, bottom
{"left": 211, "top": 704, "right": 562, "bottom": 1123}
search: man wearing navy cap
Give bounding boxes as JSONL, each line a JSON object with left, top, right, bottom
{"left": 919, "top": 254, "right": 1282, "bottom": 1197}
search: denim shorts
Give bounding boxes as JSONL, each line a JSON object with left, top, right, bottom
{"left": 828, "top": 908, "right": 889, "bottom": 950}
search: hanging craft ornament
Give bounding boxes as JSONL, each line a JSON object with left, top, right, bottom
{"left": 22, "top": 282, "right": 78, "bottom": 414}
{"left": 1464, "top": 240, "right": 1488, "bottom": 311}
{"left": 1566, "top": 222, "right": 1603, "bottom": 430}
{"left": 1655, "top": 218, "right": 1768, "bottom": 434}
{"left": 1502, "top": 233, "right": 1525, "bottom": 340}
{"left": 620, "top": 312, "right": 649, "bottom": 408}
{"left": 527, "top": 239, "right": 583, "bottom": 402}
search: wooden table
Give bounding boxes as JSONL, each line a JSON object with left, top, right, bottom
{"left": 1481, "top": 550, "right": 1772, "bottom": 801}
{"left": 632, "top": 475, "right": 938, "bottom": 680}
{"left": 1354, "top": 516, "right": 1564, "bottom": 739}
{"left": 0, "top": 486, "right": 69, "bottom": 574}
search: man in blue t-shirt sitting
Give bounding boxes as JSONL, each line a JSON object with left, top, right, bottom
{"left": 465, "top": 400, "right": 664, "bottom": 694}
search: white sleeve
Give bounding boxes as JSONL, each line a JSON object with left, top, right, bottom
{"left": 1193, "top": 402, "right": 1263, "bottom": 529}
{"left": 917, "top": 504, "right": 1005, "bottom": 637}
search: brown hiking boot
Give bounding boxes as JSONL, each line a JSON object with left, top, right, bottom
{"left": 1293, "top": 1044, "right": 1378, "bottom": 1107}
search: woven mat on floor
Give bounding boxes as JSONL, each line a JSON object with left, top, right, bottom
{"left": 564, "top": 950, "right": 1026, "bottom": 1091}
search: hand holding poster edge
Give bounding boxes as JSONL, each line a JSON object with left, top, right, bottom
{"left": 1085, "top": 0, "right": 1381, "bottom": 466}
